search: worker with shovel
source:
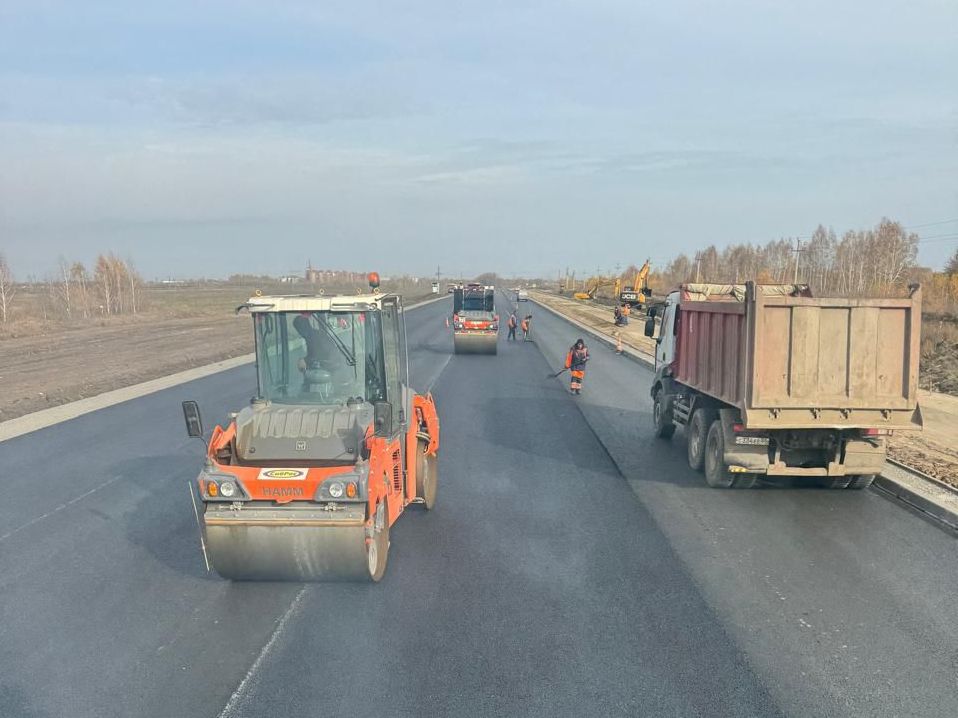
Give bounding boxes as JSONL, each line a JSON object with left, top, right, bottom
{"left": 521, "top": 315, "right": 532, "bottom": 341}
{"left": 564, "top": 338, "right": 589, "bottom": 394}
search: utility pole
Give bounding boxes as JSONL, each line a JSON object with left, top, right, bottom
{"left": 791, "top": 239, "right": 805, "bottom": 283}
{"left": 694, "top": 252, "right": 702, "bottom": 283}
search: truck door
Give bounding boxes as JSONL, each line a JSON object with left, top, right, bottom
{"left": 657, "top": 292, "right": 679, "bottom": 369}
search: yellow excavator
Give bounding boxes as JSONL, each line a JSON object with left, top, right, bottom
{"left": 574, "top": 277, "right": 621, "bottom": 301}
{"left": 618, "top": 260, "right": 652, "bottom": 308}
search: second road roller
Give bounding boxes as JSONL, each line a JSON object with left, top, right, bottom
{"left": 452, "top": 282, "right": 499, "bottom": 354}
{"left": 181, "top": 272, "right": 440, "bottom": 582}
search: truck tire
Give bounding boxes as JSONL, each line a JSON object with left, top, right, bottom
{"left": 703, "top": 420, "right": 758, "bottom": 488}
{"left": 817, "top": 477, "right": 853, "bottom": 489}
{"left": 415, "top": 438, "right": 438, "bottom": 510}
{"left": 687, "top": 409, "right": 714, "bottom": 472}
{"left": 367, "top": 501, "right": 390, "bottom": 582}
{"left": 653, "top": 390, "right": 676, "bottom": 439}
{"left": 846, "top": 474, "right": 876, "bottom": 490}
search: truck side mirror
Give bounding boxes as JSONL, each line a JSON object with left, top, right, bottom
{"left": 644, "top": 317, "right": 656, "bottom": 338}
{"left": 374, "top": 401, "right": 393, "bottom": 437}
{"left": 182, "top": 400, "right": 204, "bottom": 438}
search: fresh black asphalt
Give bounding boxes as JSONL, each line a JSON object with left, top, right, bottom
{"left": 0, "top": 295, "right": 954, "bottom": 718}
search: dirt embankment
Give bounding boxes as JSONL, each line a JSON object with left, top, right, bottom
{"left": 0, "top": 285, "right": 435, "bottom": 422}
{"left": 0, "top": 315, "right": 253, "bottom": 421}
{"left": 531, "top": 290, "right": 958, "bottom": 488}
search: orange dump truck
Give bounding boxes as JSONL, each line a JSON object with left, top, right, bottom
{"left": 645, "top": 282, "right": 922, "bottom": 489}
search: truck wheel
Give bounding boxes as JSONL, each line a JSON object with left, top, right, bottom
{"left": 704, "top": 420, "right": 736, "bottom": 488}
{"left": 653, "top": 391, "right": 676, "bottom": 439}
{"left": 367, "top": 501, "right": 390, "bottom": 582}
{"left": 846, "top": 474, "right": 876, "bottom": 490}
{"left": 415, "top": 438, "right": 438, "bottom": 510}
{"left": 687, "top": 410, "right": 714, "bottom": 471}
{"left": 817, "top": 477, "right": 853, "bottom": 489}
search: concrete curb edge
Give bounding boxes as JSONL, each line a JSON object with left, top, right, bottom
{"left": 529, "top": 296, "right": 655, "bottom": 369}
{"left": 873, "top": 475, "right": 958, "bottom": 534}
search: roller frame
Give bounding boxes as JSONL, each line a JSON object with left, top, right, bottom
{"left": 203, "top": 504, "right": 373, "bottom": 581}
{"left": 453, "top": 330, "right": 498, "bottom": 355}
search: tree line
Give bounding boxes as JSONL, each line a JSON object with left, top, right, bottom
{"left": 0, "top": 252, "right": 141, "bottom": 323}
{"left": 654, "top": 218, "right": 933, "bottom": 297}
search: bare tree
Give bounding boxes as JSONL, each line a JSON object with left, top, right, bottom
{"left": 658, "top": 219, "right": 919, "bottom": 297}
{"left": 54, "top": 257, "right": 73, "bottom": 317}
{"left": 126, "top": 256, "right": 140, "bottom": 315}
{"left": 94, "top": 254, "right": 114, "bottom": 314}
{"left": 0, "top": 252, "right": 15, "bottom": 323}
{"left": 945, "top": 247, "right": 958, "bottom": 276}
{"left": 108, "top": 254, "right": 127, "bottom": 314}
{"left": 93, "top": 253, "right": 141, "bottom": 315}
{"left": 70, "top": 261, "right": 92, "bottom": 318}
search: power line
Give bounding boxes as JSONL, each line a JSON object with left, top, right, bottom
{"left": 906, "top": 218, "right": 958, "bottom": 230}
{"left": 915, "top": 232, "right": 958, "bottom": 244}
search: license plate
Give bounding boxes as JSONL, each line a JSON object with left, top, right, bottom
{"left": 735, "top": 436, "right": 769, "bottom": 446}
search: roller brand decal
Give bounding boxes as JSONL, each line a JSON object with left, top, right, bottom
{"left": 259, "top": 468, "right": 307, "bottom": 480}
{"left": 262, "top": 487, "right": 304, "bottom": 498}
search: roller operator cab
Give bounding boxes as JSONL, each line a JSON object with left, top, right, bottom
{"left": 646, "top": 282, "right": 923, "bottom": 490}
{"left": 182, "top": 273, "right": 440, "bottom": 582}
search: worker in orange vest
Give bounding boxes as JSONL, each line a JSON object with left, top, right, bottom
{"left": 521, "top": 315, "right": 531, "bottom": 341}
{"left": 507, "top": 311, "right": 518, "bottom": 341}
{"left": 565, "top": 338, "right": 589, "bottom": 394}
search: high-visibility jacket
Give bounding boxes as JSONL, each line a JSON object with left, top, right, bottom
{"left": 565, "top": 346, "right": 589, "bottom": 370}
{"left": 521, "top": 319, "right": 530, "bottom": 332}
{"left": 508, "top": 315, "right": 517, "bottom": 328}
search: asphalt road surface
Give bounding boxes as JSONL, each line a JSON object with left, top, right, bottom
{"left": 0, "top": 294, "right": 954, "bottom": 718}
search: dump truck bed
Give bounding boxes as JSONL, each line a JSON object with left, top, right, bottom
{"left": 673, "top": 282, "right": 922, "bottom": 430}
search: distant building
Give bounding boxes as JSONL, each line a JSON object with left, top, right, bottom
{"left": 305, "top": 261, "right": 364, "bottom": 284}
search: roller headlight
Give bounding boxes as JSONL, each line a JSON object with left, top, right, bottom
{"left": 219, "top": 481, "right": 237, "bottom": 498}
{"left": 327, "top": 481, "right": 345, "bottom": 498}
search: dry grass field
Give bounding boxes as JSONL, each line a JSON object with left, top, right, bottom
{"left": 0, "top": 279, "right": 433, "bottom": 421}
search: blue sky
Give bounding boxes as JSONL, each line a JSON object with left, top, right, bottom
{"left": 1, "top": 0, "right": 956, "bottom": 279}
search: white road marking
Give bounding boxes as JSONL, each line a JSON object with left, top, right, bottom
{"left": 0, "top": 473, "right": 125, "bottom": 542}
{"left": 425, "top": 353, "right": 454, "bottom": 392}
{"left": 217, "top": 586, "right": 309, "bottom": 718}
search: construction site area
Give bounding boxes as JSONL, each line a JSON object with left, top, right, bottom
{"left": 3, "top": 2, "right": 958, "bottom": 717}
{"left": 1, "top": 268, "right": 956, "bottom": 718}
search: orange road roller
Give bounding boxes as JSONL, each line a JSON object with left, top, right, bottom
{"left": 182, "top": 272, "right": 440, "bottom": 581}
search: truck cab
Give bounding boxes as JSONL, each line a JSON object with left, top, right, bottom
{"left": 646, "top": 291, "right": 680, "bottom": 370}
